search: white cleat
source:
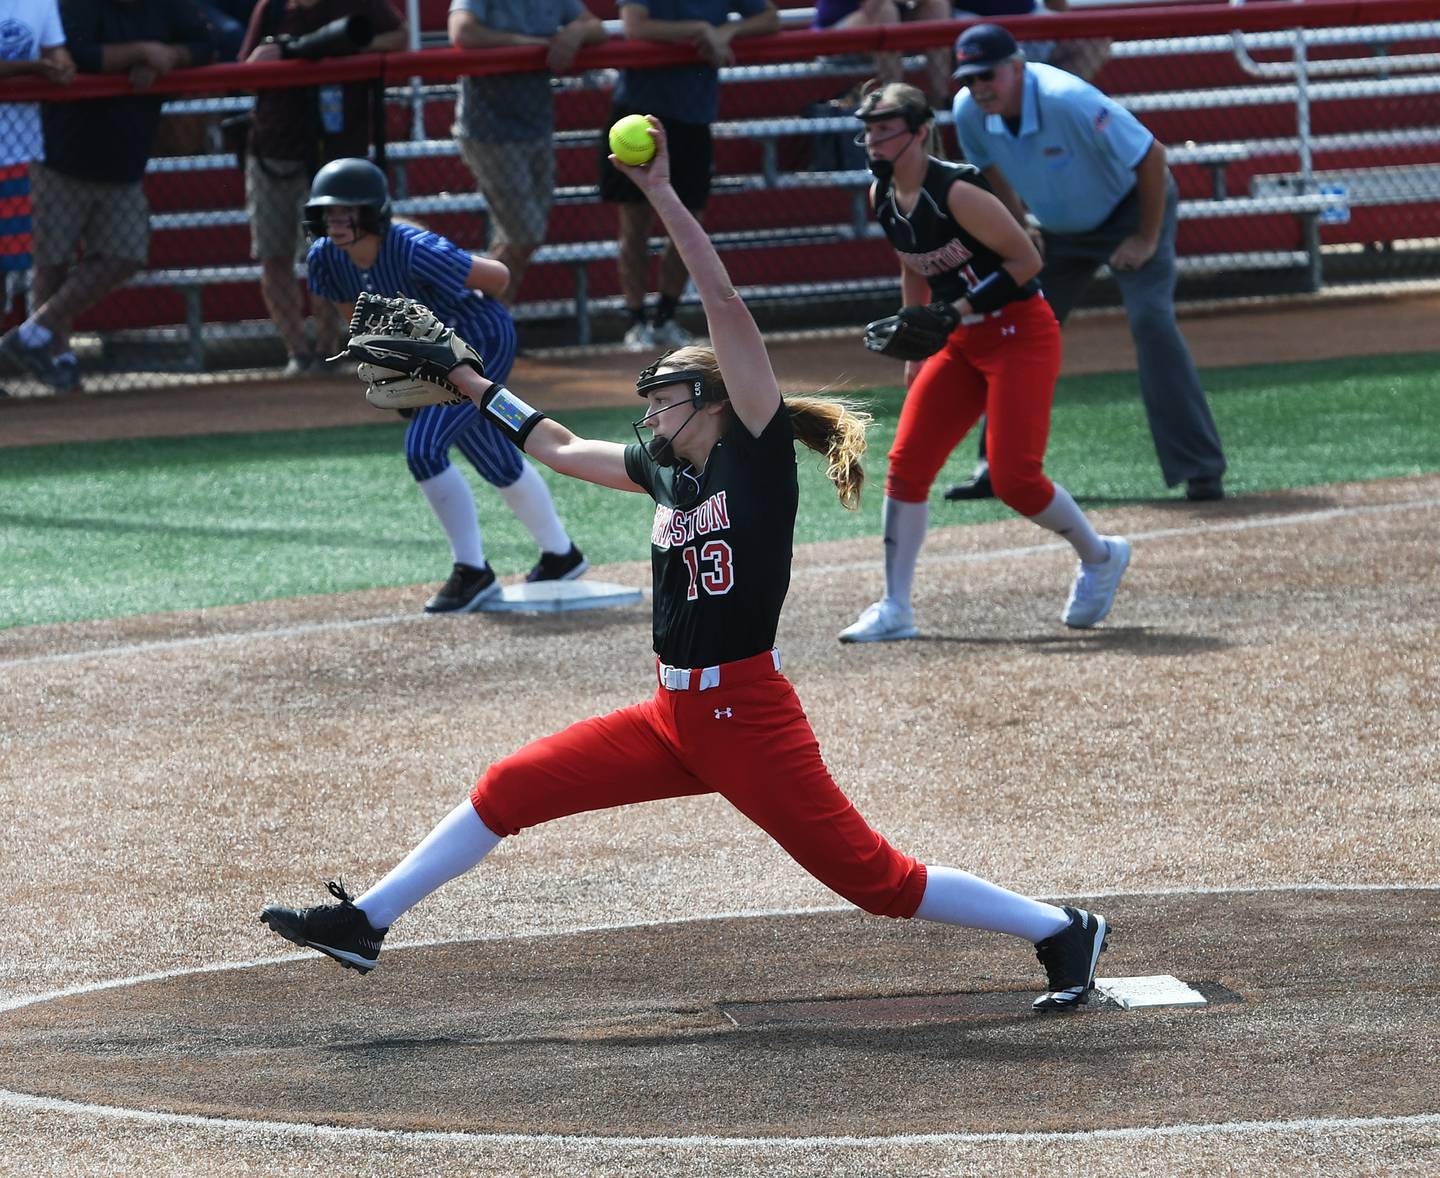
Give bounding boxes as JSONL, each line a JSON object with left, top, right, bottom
{"left": 838, "top": 599, "right": 918, "bottom": 644}
{"left": 1063, "top": 536, "right": 1131, "bottom": 628}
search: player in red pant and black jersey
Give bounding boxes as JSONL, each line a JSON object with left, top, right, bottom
{"left": 260, "top": 117, "right": 1110, "bottom": 1013}
{"left": 839, "top": 81, "right": 1129, "bottom": 644}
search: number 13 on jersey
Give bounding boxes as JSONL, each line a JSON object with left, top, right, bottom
{"left": 681, "top": 541, "right": 734, "bottom": 599}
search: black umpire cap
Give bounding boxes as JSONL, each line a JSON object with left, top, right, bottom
{"left": 952, "top": 24, "right": 1020, "bottom": 78}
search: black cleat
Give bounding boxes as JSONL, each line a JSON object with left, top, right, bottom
{"left": 1185, "top": 475, "right": 1225, "bottom": 502}
{"left": 425, "top": 561, "right": 498, "bottom": 612}
{"left": 526, "top": 544, "right": 588, "bottom": 583}
{"left": 1032, "top": 905, "right": 1109, "bottom": 1011}
{"left": 943, "top": 464, "right": 994, "bottom": 502}
{"left": 260, "top": 880, "right": 388, "bottom": 974}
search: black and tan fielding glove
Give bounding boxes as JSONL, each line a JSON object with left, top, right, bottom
{"left": 339, "top": 293, "right": 486, "bottom": 410}
{"left": 862, "top": 301, "right": 962, "bottom": 362}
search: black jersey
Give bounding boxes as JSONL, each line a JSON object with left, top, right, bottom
{"left": 624, "top": 403, "right": 797, "bottom": 668}
{"left": 874, "top": 157, "right": 1041, "bottom": 307}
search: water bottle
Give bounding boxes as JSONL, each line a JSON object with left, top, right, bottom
{"left": 319, "top": 85, "right": 344, "bottom": 135}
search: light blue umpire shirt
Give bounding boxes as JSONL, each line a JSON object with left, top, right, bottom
{"left": 953, "top": 61, "right": 1156, "bottom": 235}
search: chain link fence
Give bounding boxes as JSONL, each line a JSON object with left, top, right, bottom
{"left": 1, "top": 2, "right": 1437, "bottom": 397}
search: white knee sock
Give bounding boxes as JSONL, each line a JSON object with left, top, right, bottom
{"left": 496, "top": 461, "right": 571, "bottom": 555}
{"left": 915, "top": 865, "right": 1070, "bottom": 943}
{"left": 1028, "top": 485, "right": 1108, "bottom": 565}
{"left": 882, "top": 496, "right": 928, "bottom": 608}
{"left": 356, "top": 799, "right": 502, "bottom": 929}
{"left": 418, "top": 465, "right": 485, "bottom": 567}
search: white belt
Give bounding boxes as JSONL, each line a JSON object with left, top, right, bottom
{"left": 960, "top": 308, "right": 1006, "bottom": 326}
{"left": 657, "top": 648, "right": 782, "bottom": 692}
{"left": 659, "top": 664, "right": 720, "bottom": 691}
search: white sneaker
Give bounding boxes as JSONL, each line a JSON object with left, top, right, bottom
{"left": 1062, "top": 536, "right": 1131, "bottom": 628}
{"left": 651, "top": 319, "right": 693, "bottom": 348}
{"left": 622, "top": 322, "right": 654, "bottom": 350}
{"left": 838, "top": 599, "right": 918, "bottom": 644}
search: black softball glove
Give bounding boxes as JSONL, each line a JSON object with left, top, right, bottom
{"left": 863, "top": 301, "right": 962, "bottom": 362}
{"left": 340, "top": 293, "right": 486, "bottom": 410}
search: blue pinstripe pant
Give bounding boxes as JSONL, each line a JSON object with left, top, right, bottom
{"left": 402, "top": 300, "right": 522, "bottom": 486}
{"left": 404, "top": 403, "right": 524, "bottom": 487}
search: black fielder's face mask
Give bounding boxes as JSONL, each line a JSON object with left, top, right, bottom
{"left": 632, "top": 367, "right": 711, "bottom": 467}
{"left": 855, "top": 108, "right": 926, "bottom": 182}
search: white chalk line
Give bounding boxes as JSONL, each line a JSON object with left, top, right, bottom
{"left": 1, "top": 882, "right": 1436, "bottom": 1150}
{"left": 3, "top": 492, "right": 1435, "bottom": 671}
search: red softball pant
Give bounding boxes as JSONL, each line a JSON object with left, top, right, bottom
{"left": 470, "top": 651, "right": 927, "bottom": 919}
{"left": 886, "top": 295, "right": 1063, "bottom": 518}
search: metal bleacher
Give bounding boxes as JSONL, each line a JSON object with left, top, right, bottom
{"left": 100, "top": 15, "right": 1440, "bottom": 368}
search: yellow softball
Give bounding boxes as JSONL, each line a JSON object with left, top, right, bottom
{"left": 609, "top": 114, "right": 656, "bottom": 167}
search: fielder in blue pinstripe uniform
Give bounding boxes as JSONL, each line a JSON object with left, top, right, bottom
{"left": 303, "top": 159, "right": 586, "bottom": 612}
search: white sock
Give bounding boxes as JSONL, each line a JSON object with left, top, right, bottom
{"left": 915, "top": 865, "right": 1070, "bottom": 943}
{"left": 356, "top": 799, "right": 502, "bottom": 929}
{"left": 418, "top": 465, "right": 485, "bottom": 568}
{"left": 495, "top": 461, "right": 571, "bottom": 555}
{"left": 1028, "top": 485, "right": 1108, "bottom": 565}
{"left": 882, "top": 496, "right": 928, "bottom": 608}
{"left": 18, "top": 319, "right": 52, "bottom": 349}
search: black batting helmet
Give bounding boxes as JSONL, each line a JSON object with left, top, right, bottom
{"left": 303, "top": 157, "right": 391, "bottom": 238}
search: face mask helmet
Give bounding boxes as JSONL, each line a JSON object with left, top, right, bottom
{"left": 632, "top": 353, "right": 724, "bottom": 467}
{"left": 853, "top": 88, "right": 933, "bottom": 182}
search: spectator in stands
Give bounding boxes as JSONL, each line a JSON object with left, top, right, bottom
{"left": 0, "top": 0, "right": 75, "bottom": 393}
{"left": 949, "top": 23, "right": 1227, "bottom": 502}
{"left": 198, "top": 0, "right": 261, "bottom": 63}
{"left": 811, "top": 1, "right": 953, "bottom": 109}
{"left": 447, "top": 0, "right": 605, "bottom": 306}
{"left": 1, "top": 0, "right": 211, "bottom": 395}
{"left": 239, "top": 0, "right": 406, "bottom": 377}
{"left": 603, "top": 0, "right": 780, "bottom": 351}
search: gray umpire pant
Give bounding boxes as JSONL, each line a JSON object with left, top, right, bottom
{"left": 1040, "top": 176, "right": 1227, "bottom": 488}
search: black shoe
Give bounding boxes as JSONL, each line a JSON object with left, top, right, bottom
{"left": 0, "top": 328, "right": 60, "bottom": 387}
{"left": 259, "top": 880, "right": 388, "bottom": 974}
{"left": 425, "top": 561, "right": 498, "bottom": 613}
{"left": 1185, "top": 475, "right": 1225, "bottom": 502}
{"left": 1032, "top": 905, "right": 1109, "bottom": 1011}
{"left": 526, "top": 544, "right": 588, "bottom": 583}
{"left": 943, "top": 464, "right": 994, "bottom": 502}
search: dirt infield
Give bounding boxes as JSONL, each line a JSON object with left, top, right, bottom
{"left": 1, "top": 295, "right": 1437, "bottom": 1175}
{"left": 1, "top": 469, "right": 1437, "bottom": 1175}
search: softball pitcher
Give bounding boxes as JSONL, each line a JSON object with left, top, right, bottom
{"left": 303, "top": 158, "right": 585, "bottom": 612}
{"left": 261, "top": 120, "right": 1111, "bottom": 1014}
{"left": 840, "top": 83, "right": 1128, "bottom": 643}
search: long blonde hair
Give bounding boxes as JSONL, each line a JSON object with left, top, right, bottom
{"left": 647, "top": 346, "right": 872, "bottom": 510}
{"left": 787, "top": 394, "right": 871, "bottom": 511}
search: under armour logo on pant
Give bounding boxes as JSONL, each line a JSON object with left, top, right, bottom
{"left": 714, "top": 708, "right": 733, "bottom": 719}
{"left": 1002, "top": 325, "right": 1017, "bottom": 336}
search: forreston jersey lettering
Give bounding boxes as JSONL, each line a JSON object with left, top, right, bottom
{"left": 624, "top": 403, "right": 797, "bottom": 667}
{"left": 874, "top": 157, "right": 1041, "bottom": 307}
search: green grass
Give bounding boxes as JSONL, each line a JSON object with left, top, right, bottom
{"left": 2, "top": 351, "right": 1436, "bottom": 630}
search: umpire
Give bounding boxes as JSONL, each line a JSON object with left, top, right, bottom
{"left": 949, "top": 24, "right": 1227, "bottom": 502}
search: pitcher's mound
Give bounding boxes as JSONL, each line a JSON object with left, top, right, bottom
{"left": 1, "top": 888, "right": 1433, "bottom": 1138}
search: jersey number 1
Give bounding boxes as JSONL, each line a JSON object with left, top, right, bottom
{"left": 680, "top": 540, "right": 734, "bottom": 600}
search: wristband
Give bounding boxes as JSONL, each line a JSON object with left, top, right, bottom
{"left": 965, "top": 268, "right": 1023, "bottom": 316}
{"left": 480, "top": 383, "right": 548, "bottom": 449}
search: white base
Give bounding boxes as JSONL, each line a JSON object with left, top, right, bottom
{"left": 475, "top": 580, "right": 644, "bottom": 614}
{"left": 1095, "top": 975, "right": 1209, "bottom": 1010}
